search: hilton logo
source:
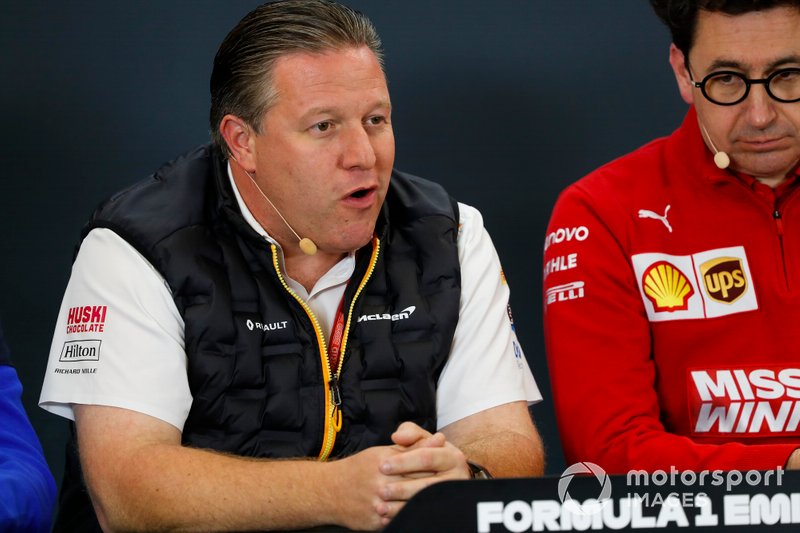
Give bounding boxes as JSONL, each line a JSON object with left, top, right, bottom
{"left": 59, "top": 340, "right": 101, "bottom": 362}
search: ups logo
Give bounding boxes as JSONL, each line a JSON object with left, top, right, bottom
{"left": 700, "top": 257, "right": 747, "bottom": 303}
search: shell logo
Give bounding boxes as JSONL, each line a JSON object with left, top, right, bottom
{"left": 641, "top": 261, "right": 695, "bottom": 312}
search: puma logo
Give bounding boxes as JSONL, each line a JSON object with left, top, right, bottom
{"left": 638, "top": 205, "right": 672, "bottom": 233}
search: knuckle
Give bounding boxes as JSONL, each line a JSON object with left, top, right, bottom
{"left": 419, "top": 448, "right": 435, "bottom": 469}
{"left": 453, "top": 448, "right": 466, "bottom": 464}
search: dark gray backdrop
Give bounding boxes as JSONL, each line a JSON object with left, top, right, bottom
{"left": 0, "top": 0, "right": 687, "bottom": 486}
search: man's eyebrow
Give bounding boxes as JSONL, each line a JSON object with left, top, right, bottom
{"left": 368, "top": 99, "right": 392, "bottom": 112}
{"left": 707, "top": 55, "right": 800, "bottom": 73}
{"left": 767, "top": 55, "right": 800, "bottom": 71}
{"left": 302, "top": 107, "right": 336, "bottom": 118}
{"left": 300, "top": 100, "right": 391, "bottom": 119}
{"left": 707, "top": 59, "right": 744, "bottom": 71}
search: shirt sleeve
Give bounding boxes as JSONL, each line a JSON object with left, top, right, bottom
{"left": 39, "top": 228, "right": 193, "bottom": 431}
{"left": 435, "top": 203, "right": 542, "bottom": 430}
{"left": 543, "top": 185, "right": 798, "bottom": 472}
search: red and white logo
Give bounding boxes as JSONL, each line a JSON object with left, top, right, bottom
{"left": 689, "top": 366, "right": 800, "bottom": 436}
{"left": 631, "top": 246, "right": 757, "bottom": 322}
{"left": 66, "top": 305, "right": 108, "bottom": 334}
{"left": 641, "top": 260, "right": 695, "bottom": 312}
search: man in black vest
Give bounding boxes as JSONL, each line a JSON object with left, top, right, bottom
{"left": 39, "top": 1, "right": 544, "bottom": 530}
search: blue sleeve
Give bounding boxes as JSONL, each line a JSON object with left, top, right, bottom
{"left": 0, "top": 329, "right": 57, "bottom": 532}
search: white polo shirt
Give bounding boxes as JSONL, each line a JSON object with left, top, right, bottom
{"left": 40, "top": 171, "right": 540, "bottom": 431}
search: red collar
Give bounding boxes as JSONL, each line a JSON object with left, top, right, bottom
{"left": 667, "top": 106, "right": 800, "bottom": 198}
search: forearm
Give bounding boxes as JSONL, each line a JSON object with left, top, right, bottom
{"left": 82, "top": 441, "right": 344, "bottom": 532}
{"left": 439, "top": 401, "right": 544, "bottom": 478}
{"left": 458, "top": 429, "right": 544, "bottom": 477}
{"left": 74, "top": 403, "right": 365, "bottom": 532}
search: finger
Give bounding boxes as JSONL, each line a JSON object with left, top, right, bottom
{"left": 381, "top": 445, "right": 466, "bottom": 477}
{"left": 390, "top": 421, "right": 431, "bottom": 447}
{"left": 381, "top": 474, "right": 449, "bottom": 502}
{"left": 376, "top": 499, "right": 406, "bottom": 523}
{"left": 392, "top": 431, "right": 446, "bottom": 453}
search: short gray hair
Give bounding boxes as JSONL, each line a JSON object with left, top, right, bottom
{"left": 209, "top": 0, "right": 384, "bottom": 155}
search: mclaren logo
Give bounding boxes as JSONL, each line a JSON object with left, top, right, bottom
{"left": 358, "top": 306, "right": 416, "bottom": 323}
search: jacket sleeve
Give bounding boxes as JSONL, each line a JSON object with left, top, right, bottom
{"left": 543, "top": 184, "right": 798, "bottom": 473}
{"left": 0, "top": 328, "right": 57, "bottom": 532}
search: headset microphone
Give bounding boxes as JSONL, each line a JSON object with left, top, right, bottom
{"left": 230, "top": 156, "right": 318, "bottom": 256}
{"left": 700, "top": 122, "right": 730, "bottom": 170}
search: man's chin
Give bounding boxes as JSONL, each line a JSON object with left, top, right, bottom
{"left": 322, "top": 232, "right": 375, "bottom": 255}
{"left": 733, "top": 151, "right": 800, "bottom": 181}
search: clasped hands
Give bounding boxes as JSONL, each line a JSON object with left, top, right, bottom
{"left": 333, "top": 421, "right": 471, "bottom": 530}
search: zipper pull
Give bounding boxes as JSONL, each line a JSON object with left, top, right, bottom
{"left": 330, "top": 374, "right": 343, "bottom": 433}
{"left": 775, "top": 209, "right": 784, "bottom": 236}
{"left": 332, "top": 406, "right": 342, "bottom": 433}
{"left": 330, "top": 373, "right": 342, "bottom": 407}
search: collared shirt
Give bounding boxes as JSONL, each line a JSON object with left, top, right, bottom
{"left": 40, "top": 170, "right": 541, "bottom": 431}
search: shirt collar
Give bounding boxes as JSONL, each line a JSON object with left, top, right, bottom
{"left": 671, "top": 106, "right": 800, "bottom": 192}
{"left": 225, "top": 163, "right": 355, "bottom": 296}
{"left": 226, "top": 162, "right": 279, "bottom": 245}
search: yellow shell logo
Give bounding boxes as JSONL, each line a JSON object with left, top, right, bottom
{"left": 642, "top": 261, "right": 695, "bottom": 312}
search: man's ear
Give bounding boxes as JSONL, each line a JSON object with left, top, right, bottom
{"left": 219, "top": 115, "right": 256, "bottom": 171}
{"left": 669, "top": 43, "right": 695, "bottom": 105}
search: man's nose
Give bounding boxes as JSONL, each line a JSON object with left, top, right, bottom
{"left": 743, "top": 83, "right": 779, "bottom": 129}
{"left": 340, "top": 125, "right": 377, "bottom": 170}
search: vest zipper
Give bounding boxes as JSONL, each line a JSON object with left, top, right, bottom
{"left": 270, "top": 239, "right": 381, "bottom": 462}
{"left": 318, "top": 236, "right": 381, "bottom": 461}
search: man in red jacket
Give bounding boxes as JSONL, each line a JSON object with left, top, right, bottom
{"left": 544, "top": 0, "right": 800, "bottom": 473}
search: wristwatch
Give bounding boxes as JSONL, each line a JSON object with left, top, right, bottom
{"left": 467, "top": 461, "right": 493, "bottom": 479}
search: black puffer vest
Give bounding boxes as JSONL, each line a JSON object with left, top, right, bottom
{"left": 55, "top": 144, "right": 461, "bottom": 530}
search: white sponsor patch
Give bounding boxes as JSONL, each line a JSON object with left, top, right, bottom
{"left": 631, "top": 246, "right": 757, "bottom": 322}
{"left": 59, "top": 339, "right": 101, "bottom": 362}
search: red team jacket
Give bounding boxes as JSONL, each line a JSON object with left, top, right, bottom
{"left": 543, "top": 107, "right": 800, "bottom": 473}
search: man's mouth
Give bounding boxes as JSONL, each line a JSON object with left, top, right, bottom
{"left": 349, "top": 188, "right": 370, "bottom": 199}
{"left": 737, "top": 135, "right": 789, "bottom": 151}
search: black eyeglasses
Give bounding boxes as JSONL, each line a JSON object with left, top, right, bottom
{"left": 689, "top": 67, "right": 800, "bottom": 106}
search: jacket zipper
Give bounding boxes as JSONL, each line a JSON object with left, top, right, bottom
{"left": 771, "top": 182, "right": 800, "bottom": 290}
{"left": 728, "top": 176, "right": 797, "bottom": 290}
{"left": 773, "top": 208, "right": 789, "bottom": 288}
{"left": 270, "top": 238, "right": 381, "bottom": 461}
{"left": 319, "top": 237, "right": 381, "bottom": 461}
